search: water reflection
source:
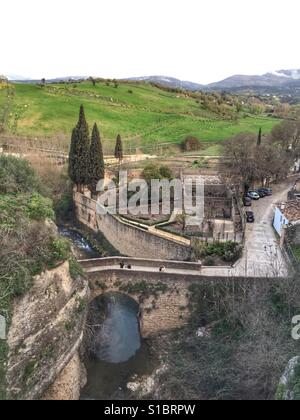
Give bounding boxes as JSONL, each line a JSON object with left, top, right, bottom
{"left": 81, "top": 293, "right": 156, "bottom": 400}
{"left": 91, "top": 293, "right": 141, "bottom": 364}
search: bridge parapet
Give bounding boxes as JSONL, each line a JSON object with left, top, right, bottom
{"left": 79, "top": 257, "right": 202, "bottom": 271}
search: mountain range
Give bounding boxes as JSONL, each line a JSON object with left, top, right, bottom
{"left": 127, "top": 70, "right": 300, "bottom": 92}
{"left": 3, "top": 69, "right": 300, "bottom": 93}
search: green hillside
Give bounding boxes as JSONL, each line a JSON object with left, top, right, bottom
{"left": 0, "top": 81, "right": 280, "bottom": 154}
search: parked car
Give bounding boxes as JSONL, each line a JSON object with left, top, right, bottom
{"left": 247, "top": 191, "right": 260, "bottom": 200}
{"left": 246, "top": 211, "right": 255, "bottom": 223}
{"left": 243, "top": 196, "right": 252, "bottom": 206}
{"left": 256, "top": 189, "right": 268, "bottom": 198}
{"left": 260, "top": 188, "right": 273, "bottom": 196}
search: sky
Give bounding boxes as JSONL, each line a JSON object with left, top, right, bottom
{"left": 1, "top": 0, "right": 300, "bottom": 84}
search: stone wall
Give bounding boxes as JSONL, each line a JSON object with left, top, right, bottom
{"left": 74, "top": 192, "right": 191, "bottom": 261}
{"left": 88, "top": 270, "right": 192, "bottom": 337}
{"left": 86, "top": 268, "right": 272, "bottom": 337}
{"left": 7, "top": 262, "right": 89, "bottom": 400}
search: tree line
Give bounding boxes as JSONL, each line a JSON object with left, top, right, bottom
{"left": 220, "top": 120, "right": 300, "bottom": 192}
{"left": 68, "top": 105, "right": 123, "bottom": 195}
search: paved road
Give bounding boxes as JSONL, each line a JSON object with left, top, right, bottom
{"left": 202, "top": 181, "right": 292, "bottom": 278}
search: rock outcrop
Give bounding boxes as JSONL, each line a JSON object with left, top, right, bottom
{"left": 6, "top": 261, "right": 89, "bottom": 400}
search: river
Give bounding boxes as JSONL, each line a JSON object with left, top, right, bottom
{"left": 81, "top": 293, "right": 156, "bottom": 400}
{"left": 59, "top": 227, "right": 157, "bottom": 400}
{"left": 58, "top": 226, "right": 100, "bottom": 259}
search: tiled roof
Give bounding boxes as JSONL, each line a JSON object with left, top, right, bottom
{"left": 281, "top": 200, "right": 300, "bottom": 223}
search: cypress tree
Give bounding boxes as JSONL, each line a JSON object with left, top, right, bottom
{"left": 89, "top": 123, "right": 105, "bottom": 196}
{"left": 115, "top": 134, "right": 123, "bottom": 163}
{"left": 68, "top": 127, "right": 77, "bottom": 184}
{"left": 257, "top": 128, "right": 262, "bottom": 147}
{"left": 68, "top": 105, "right": 90, "bottom": 191}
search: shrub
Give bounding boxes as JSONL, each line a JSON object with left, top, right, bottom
{"left": 50, "top": 239, "right": 71, "bottom": 265}
{"left": 26, "top": 193, "right": 55, "bottom": 221}
{"left": 203, "top": 256, "right": 215, "bottom": 266}
{"left": 142, "top": 164, "right": 162, "bottom": 184}
{"left": 54, "top": 192, "right": 74, "bottom": 222}
{"left": 142, "top": 164, "right": 174, "bottom": 184}
{"left": 195, "top": 241, "right": 242, "bottom": 263}
{"left": 69, "top": 258, "right": 84, "bottom": 280}
{"left": 0, "top": 150, "right": 76, "bottom": 400}
{"left": 159, "top": 165, "right": 174, "bottom": 180}
{"left": 182, "top": 136, "right": 202, "bottom": 152}
{"left": 0, "top": 156, "right": 41, "bottom": 194}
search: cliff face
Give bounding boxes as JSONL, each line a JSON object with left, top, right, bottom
{"left": 6, "top": 261, "right": 89, "bottom": 400}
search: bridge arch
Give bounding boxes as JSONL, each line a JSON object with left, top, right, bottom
{"left": 87, "top": 291, "right": 142, "bottom": 363}
{"left": 84, "top": 261, "right": 193, "bottom": 337}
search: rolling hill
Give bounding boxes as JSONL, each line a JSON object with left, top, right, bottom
{"left": 207, "top": 69, "right": 300, "bottom": 91}
{"left": 124, "top": 76, "right": 204, "bottom": 91}
{"left": 0, "top": 80, "right": 280, "bottom": 154}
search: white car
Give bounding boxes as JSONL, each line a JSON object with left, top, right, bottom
{"left": 247, "top": 191, "right": 260, "bottom": 200}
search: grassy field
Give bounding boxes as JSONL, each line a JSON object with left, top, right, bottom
{"left": 291, "top": 245, "right": 300, "bottom": 262}
{"left": 0, "top": 81, "right": 280, "bottom": 154}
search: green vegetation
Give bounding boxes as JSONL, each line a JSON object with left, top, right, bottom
{"left": 0, "top": 81, "right": 280, "bottom": 153}
{"left": 183, "top": 143, "right": 222, "bottom": 157}
{"left": 194, "top": 241, "right": 242, "bottom": 263}
{"left": 119, "top": 281, "right": 169, "bottom": 302}
{"left": 288, "top": 361, "right": 300, "bottom": 400}
{"left": 69, "top": 258, "right": 85, "bottom": 280}
{"left": 0, "top": 155, "right": 42, "bottom": 194}
{"left": 150, "top": 277, "right": 300, "bottom": 400}
{"left": 88, "top": 123, "right": 105, "bottom": 195}
{"left": 0, "top": 156, "right": 75, "bottom": 400}
{"left": 291, "top": 245, "right": 300, "bottom": 263}
{"left": 142, "top": 164, "right": 174, "bottom": 184}
{"left": 23, "top": 361, "right": 36, "bottom": 382}
{"left": 114, "top": 134, "right": 123, "bottom": 162}
{"left": 276, "top": 359, "right": 300, "bottom": 400}
{"left": 68, "top": 105, "right": 90, "bottom": 189}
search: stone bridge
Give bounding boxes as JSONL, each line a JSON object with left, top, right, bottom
{"left": 79, "top": 257, "right": 273, "bottom": 337}
{"left": 80, "top": 257, "right": 202, "bottom": 336}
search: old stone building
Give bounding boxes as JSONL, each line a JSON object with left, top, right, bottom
{"left": 278, "top": 200, "right": 300, "bottom": 244}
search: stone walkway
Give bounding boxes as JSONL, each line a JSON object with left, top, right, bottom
{"left": 85, "top": 264, "right": 202, "bottom": 277}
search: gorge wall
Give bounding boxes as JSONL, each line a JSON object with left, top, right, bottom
{"left": 6, "top": 261, "right": 89, "bottom": 400}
